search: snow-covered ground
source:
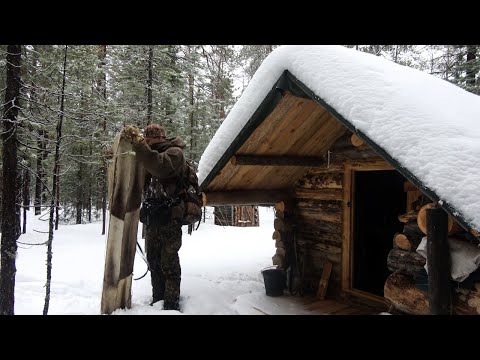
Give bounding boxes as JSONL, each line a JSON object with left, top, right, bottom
{"left": 14, "top": 206, "right": 317, "bottom": 315}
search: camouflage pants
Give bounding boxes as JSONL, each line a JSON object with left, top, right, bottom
{"left": 145, "top": 220, "right": 182, "bottom": 304}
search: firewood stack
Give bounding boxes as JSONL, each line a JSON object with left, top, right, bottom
{"left": 384, "top": 182, "right": 480, "bottom": 314}
{"left": 272, "top": 201, "right": 293, "bottom": 269}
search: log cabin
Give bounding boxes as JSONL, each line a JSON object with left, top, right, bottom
{"left": 197, "top": 46, "right": 480, "bottom": 314}
{"left": 214, "top": 205, "right": 259, "bottom": 227}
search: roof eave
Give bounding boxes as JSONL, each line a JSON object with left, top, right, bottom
{"left": 201, "top": 69, "right": 474, "bottom": 233}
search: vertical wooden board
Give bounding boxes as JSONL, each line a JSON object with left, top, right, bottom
{"left": 406, "top": 189, "right": 422, "bottom": 212}
{"left": 341, "top": 164, "right": 352, "bottom": 291}
{"left": 101, "top": 134, "right": 145, "bottom": 315}
{"left": 316, "top": 260, "right": 333, "bottom": 300}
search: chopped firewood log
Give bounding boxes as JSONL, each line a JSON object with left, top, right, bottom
{"left": 417, "top": 203, "right": 463, "bottom": 235}
{"left": 387, "top": 248, "right": 426, "bottom": 276}
{"left": 393, "top": 229, "right": 422, "bottom": 251}
{"left": 398, "top": 210, "right": 418, "bottom": 223}
{"left": 384, "top": 271, "right": 480, "bottom": 315}
{"left": 351, "top": 133, "right": 364, "bottom": 147}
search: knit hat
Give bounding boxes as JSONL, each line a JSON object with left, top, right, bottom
{"left": 144, "top": 124, "right": 166, "bottom": 139}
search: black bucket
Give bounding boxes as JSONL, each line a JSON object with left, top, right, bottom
{"left": 262, "top": 267, "right": 285, "bottom": 297}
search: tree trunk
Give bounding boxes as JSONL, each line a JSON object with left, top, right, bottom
{"left": 76, "top": 146, "right": 83, "bottom": 224}
{"left": 26, "top": 45, "right": 38, "bottom": 221}
{"left": 87, "top": 138, "right": 92, "bottom": 222}
{"left": 97, "top": 45, "right": 107, "bottom": 236}
{"left": 146, "top": 45, "right": 153, "bottom": 125}
{"left": 0, "top": 45, "right": 22, "bottom": 315}
{"left": 466, "top": 46, "right": 477, "bottom": 90}
{"left": 22, "top": 160, "right": 30, "bottom": 234}
{"left": 15, "top": 163, "right": 22, "bottom": 238}
{"left": 189, "top": 70, "right": 195, "bottom": 160}
{"left": 54, "top": 170, "right": 60, "bottom": 230}
{"left": 34, "top": 129, "right": 46, "bottom": 215}
{"left": 41, "top": 132, "right": 48, "bottom": 205}
{"left": 54, "top": 45, "right": 71, "bottom": 231}
{"left": 165, "top": 45, "right": 177, "bottom": 120}
{"left": 35, "top": 136, "right": 42, "bottom": 214}
{"left": 44, "top": 45, "right": 68, "bottom": 315}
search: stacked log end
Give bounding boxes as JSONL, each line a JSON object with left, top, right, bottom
{"left": 271, "top": 201, "right": 292, "bottom": 269}
{"left": 384, "top": 271, "right": 430, "bottom": 315}
{"left": 387, "top": 248, "right": 426, "bottom": 276}
{"left": 386, "top": 185, "right": 479, "bottom": 314}
{"left": 392, "top": 222, "right": 425, "bottom": 252}
{"left": 394, "top": 192, "right": 465, "bottom": 254}
{"left": 384, "top": 271, "right": 480, "bottom": 315}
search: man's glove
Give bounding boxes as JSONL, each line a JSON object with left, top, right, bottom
{"left": 122, "top": 125, "right": 144, "bottom": 145}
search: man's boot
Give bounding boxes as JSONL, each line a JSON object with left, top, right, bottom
{"left": 150, "top": 271, "right": 165, "bottom": 305}
{"left": 163, "top": 300, "right": 180, "bottom": 311}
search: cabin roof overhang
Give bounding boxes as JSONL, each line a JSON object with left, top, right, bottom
{"left": 201, "top": 70, "right": 472, "bottom": 233}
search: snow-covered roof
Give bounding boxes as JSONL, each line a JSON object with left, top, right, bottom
{"left": 198, "top": 45, "right": 480, "bottom": 231}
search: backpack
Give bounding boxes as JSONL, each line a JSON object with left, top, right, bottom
{"left": 180, "top": 160, "right": 204, "bottom": 230}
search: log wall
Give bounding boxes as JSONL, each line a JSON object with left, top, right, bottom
{"left": 294, "top": 168, "right": 344, "bottom": 296}
{"left": 278, "top": 130, "right": 480, "bottom": 307}
{"left": 292, "top": 132, "right": 384, "bottom": 297}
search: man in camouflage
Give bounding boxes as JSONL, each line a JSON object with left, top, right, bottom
{"left": 122, "top": 123, "right": 186, "bottom": 311}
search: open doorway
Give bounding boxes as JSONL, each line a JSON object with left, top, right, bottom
{"left": 352, "top": 170, "right": 406, "bottom": 297}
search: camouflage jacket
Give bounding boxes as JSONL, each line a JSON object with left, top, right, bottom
{"left": 133, "top": 136, "right": 186, "bottom": 222}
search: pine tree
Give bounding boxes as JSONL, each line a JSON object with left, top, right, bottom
{"left": 0, "top": 45, "right": 22, "bottom": 315}
{"left": 237, "top": 45, "right": 278, "bottom": 87}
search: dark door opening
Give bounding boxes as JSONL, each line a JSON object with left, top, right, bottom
{"left": 353, "top": 170, "right": 406, "bottom": 297}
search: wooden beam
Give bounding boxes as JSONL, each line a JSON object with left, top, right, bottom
{"left": 427, "top": 206, "right": 452, "bottom": 315}
{"left": 295, "top": 188, "right": 343, "bottom": 201}
{"left": 204, "top": 190, "right": 292, "bottom": 206}
{"left": 341, "top": 164, "right": 353, "bottom": 292}
{"left": 231, "top": 155, "right": 325, "bottom": 167}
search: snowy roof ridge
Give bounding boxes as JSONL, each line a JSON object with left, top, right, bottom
{"left": 198, "top": 45, "right": 480, "bottom": 231}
